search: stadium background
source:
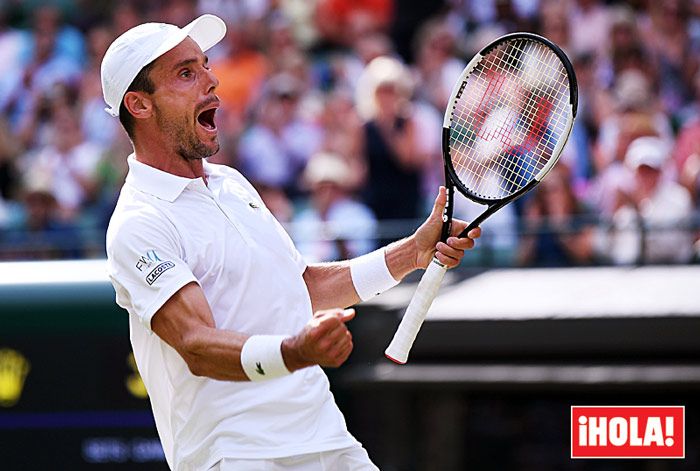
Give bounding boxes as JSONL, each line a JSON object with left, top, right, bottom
{"left": 1, "top": 0, "right": 699, "bottom": 469}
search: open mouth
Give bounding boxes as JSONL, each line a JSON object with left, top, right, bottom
{"left": 196, "top": 98, "right": 219, "bottom": 133}
{"left": 197, "top": 108, "right": 217, "bottom": 131}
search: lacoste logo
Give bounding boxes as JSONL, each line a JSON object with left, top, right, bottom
{"left": 255, "top": 362, "right": 265, "bottom": 376}
{"left": 146, "top": 261, "right": 175, "bottom": 285}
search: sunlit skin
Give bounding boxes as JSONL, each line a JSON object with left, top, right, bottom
{"left": 122, "top": 37, "right": 220, "bottom": 181}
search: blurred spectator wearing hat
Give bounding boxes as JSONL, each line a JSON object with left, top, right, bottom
{"left": 238, "top": 72, "right": 323, "bottom": 196}
{"left": 1, "top": 169, "right": 82, "bottom": 260}
{"left": 356, "top": 56, "right": 426, "bottom": 224}
{"left": 18, "top": 105, "right": 104, "bottom": 221}
{"left": 587, "top": 70, "right": 674, "bottom": 217}
{"left": 292, "top": 152, "right": 377, "bottom": 262}
{"left": 606, "top": 136, "right": 693, "bottom": 265}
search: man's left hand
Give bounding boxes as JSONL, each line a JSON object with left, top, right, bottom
{"left": 413, "top": 186, "right": 481, "bottom": 269}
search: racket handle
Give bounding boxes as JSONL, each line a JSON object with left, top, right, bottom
{"left": 385, "top": 258, "right": 447, "bottom": 364}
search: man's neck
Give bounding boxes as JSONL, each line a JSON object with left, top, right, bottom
{"left": 133, "top": 143, "right": 207, "bottom": 184}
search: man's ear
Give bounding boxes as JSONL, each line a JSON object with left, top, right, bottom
{"left": 123, "top": 91, "right": 153, "bottom": 120}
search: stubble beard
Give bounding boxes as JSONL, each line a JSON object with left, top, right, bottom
{"left": 157, "top": 107, "right": 219, "bottom": 162}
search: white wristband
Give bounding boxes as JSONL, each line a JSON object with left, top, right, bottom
{"left": 350, "top": 248, "right": 399, "bottom": 301}
{"left": 240, "top": 335, "right": 291, "bottom": 381}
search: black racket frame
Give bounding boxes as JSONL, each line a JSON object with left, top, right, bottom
{"left": 439, "top": 32, "right": 579, "bottom": 241}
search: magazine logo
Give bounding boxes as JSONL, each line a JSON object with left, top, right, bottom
{"left": 571, "top": 406, "right": 684, "bottom": 459}
{"left": 146, "top": 261, "right": 175, "bottom": 285}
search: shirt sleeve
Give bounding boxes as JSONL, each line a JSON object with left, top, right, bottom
{"left": 106, "top": 210, "right": 197, "bottom": 330}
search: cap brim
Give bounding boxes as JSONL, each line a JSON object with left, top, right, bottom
{"left": 143, "top": 14, "right": 226, "bottom": 73}
{"left": 183, "top": 14, "right": 227, "bottom": 53}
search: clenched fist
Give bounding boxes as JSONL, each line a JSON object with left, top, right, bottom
{"left": 282, "top": 308, "right": 355, "bottom": 371}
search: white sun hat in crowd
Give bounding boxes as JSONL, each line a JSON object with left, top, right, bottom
{"left": 101, "top": 14, "right": 227, "bottom": 117}
{"left": 624, "top": 136, "right": 670, "bottom": 170}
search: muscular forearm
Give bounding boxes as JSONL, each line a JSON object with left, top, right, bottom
{"left": 154, "top": 283, "right": 355, "bottom": 382}
{"left": 303, "top": 236, "right": 419, "bottom": 311}
{"left": 303, "top": 261, "right": 359, "bottom": 311}
{"left": 176, "top": 325, "right": 251, "bottom": 381}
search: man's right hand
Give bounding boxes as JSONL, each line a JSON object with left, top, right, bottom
{"left": 282, "top": 309, "right": 355, "bottom": 372}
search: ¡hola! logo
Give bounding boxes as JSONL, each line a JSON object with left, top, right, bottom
{"left": 0, "top": 348, "right": 30, "bottom": 407}
{"left": 571, "top": 406, "right": 685, "bottom": 459}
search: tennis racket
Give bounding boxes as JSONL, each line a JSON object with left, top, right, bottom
{"left": 385, "top": 32, "right": 578, "bottom": 364}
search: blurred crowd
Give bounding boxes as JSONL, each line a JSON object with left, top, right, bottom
{"left": 0, "top": 0, "right": 699, "bottom": 267}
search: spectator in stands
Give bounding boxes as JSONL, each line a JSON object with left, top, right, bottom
{"left": 1, "top": 170, "right": 82, "bottom": 260}
{"left": 0, "top": 117, "right": 20, "bottom": 203}
{"left": 356, "top": 56, "right": 426, "bottom": 222}
{"left": 19, "top": 105, "right": 103, "bottom": 221}
{"left": 569, "top": 0, "right": 611, "bottom": 60}
{"left": 639, "top": 0, "right": 699, "bottom": 119}
{"left": 673, "top": 71, "right": 700, "bottom": 203}
{"left": 80, "top": 23, "right": 121, "bottom": 149}
{"left": 589, "top": 70, "right": 673, "bottom": 216}
{"left": 318, "top": 88, "right": 366, "bottom": 190}
{"left": 607, "top": 136, "right": 694, "bottom": 265}
{"left": 314, "top": 0, "right": 394, "bottom": 48}
{"left": 111, "top": 1, "right": 142, "bottom": 35}
{"left": 293, "top": 152, "right": 377, "bottom": 262}
{"left": 0, "top": 8, "right": 25, "bottom": 84}
{"left": 212, "top": 19, "right": 269, "bottom": 132}
{"left": 237, "top": 72, "right": 323, "bottom": 195}
{"left": 0, "top": 2, "right": 696, "bottom": 267}
{"left": 0, "top": 7, "right": 84, "bottom": 136}
{"left": 518, "top": 167, "right": 596, "bottom": 267}
{"left": 412, "top": 17, "right": 465, "bottom": 113}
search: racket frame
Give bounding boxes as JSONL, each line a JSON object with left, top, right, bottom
{"left": 385, "top": 32, "right": 578, "bottom": 364}
{"left": 441, "top": 32, "right": 578, "bottom": 237}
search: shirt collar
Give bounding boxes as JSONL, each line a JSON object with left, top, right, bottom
{"left": 125, "top": 154, "right": 202, "bottom": 202}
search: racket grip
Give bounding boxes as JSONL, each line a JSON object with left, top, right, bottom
{"left": 385, "top": 258, "right": 447, "bottom": 364}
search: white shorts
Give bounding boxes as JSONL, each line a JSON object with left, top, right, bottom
{"left": 209, "top": 445, "right": 380, "bottom": 471}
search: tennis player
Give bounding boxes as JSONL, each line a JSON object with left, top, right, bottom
{"left": 102, "top": 15, "right": 480, "bottom": 471}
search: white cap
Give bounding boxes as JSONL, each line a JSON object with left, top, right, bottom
{"left": 625, "top": 136, "right": 670, "bottom": 170}
{"left": 101, "top": 14, "right": 226, "bottom": 117}
{"left": 303, "top": 152, "right": 351, "bottom": 187}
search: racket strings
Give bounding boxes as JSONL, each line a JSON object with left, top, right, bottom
{"left": 449, "top": 38, "right": 571, "bottom": 200}
{"left": 460, "top": 42, "right": 567, "bottom": 194}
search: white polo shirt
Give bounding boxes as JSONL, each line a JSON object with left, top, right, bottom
{"left": 106, "top": 156, "right": 357, "bottom": 470}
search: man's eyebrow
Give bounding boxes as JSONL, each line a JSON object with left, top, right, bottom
{"left": 172, "top": 55, "right": 208, "bottom": 70}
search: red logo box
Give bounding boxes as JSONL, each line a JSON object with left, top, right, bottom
{"left": 571, "top": 406, "right": 685, "bottom": 459}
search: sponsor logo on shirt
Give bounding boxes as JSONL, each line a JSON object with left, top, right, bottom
{"left": 146, "top": 261, "right": 175, "bottom": 286}
{"left": 136, "top": 250, "right": 163, "bottom": 272}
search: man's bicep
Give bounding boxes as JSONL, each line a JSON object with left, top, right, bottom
{"left": 151, "top": 281, "right": 216, "bottom": 352}
{"left": 107, "top": 212, "right": 197, "bottom": 329}
{"left": 151, "top": 281, "right": 251, "bottom": 381}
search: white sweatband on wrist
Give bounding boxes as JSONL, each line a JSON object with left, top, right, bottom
{"left": 350, "top": 248, "right": 399, "bottom": 301}
{"left": 240, "top": 335, "right": 291, "bottom": 382}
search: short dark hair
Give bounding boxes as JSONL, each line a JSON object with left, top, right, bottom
{"left": 118, "top": 61, "right": 157, "bottom": 140}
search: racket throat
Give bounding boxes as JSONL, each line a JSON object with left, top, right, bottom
{"left": 458, "top": 179, "right": 538, "bottom": 237}
{"left": 440, "top": 175, "right": 455, "bottom": 243}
